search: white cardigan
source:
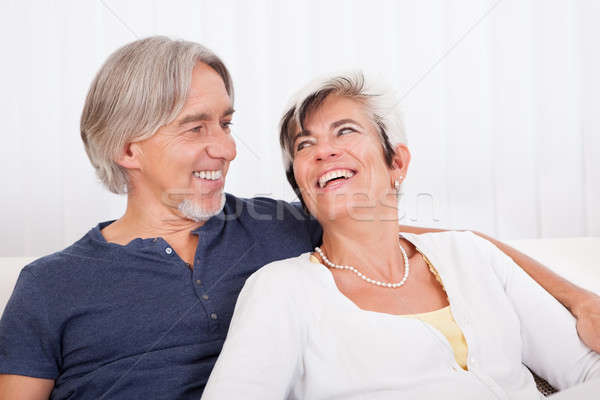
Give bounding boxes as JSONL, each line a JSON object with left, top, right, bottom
{"left": 202, "top": 231, "right": 600, "bottom": 399}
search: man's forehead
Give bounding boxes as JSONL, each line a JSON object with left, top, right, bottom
{"left": 180, "top": 64, "right": 233, "bottom": 123}
{"left": 182, "top": 95, "right": 232, "bottom": 112}
{"left": 189, "top": 62, "right": 228, "bottom": 94}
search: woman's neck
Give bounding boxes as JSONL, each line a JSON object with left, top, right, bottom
{"left": 318, "top": 218, "right": 416, "bottom": 282}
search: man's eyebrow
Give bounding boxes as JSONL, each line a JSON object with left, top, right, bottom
{"left": 178, "top": 112, "right": 210, "bottom": 126}
{"left": 222, "top": 107, "right": 235, "bottom": 117}
{"left": 177, "top": 107, "right": 235, "bottom": 127}
{"left": 330, "top": 118, "right": 363, "bottom": 130}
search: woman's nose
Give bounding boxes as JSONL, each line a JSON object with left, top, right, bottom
{"left": 315, "top": 143, "right": 341, "bottom": 162}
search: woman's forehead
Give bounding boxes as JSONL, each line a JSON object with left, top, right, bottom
{"left": 302, "top": 95, "right": 370, "bottom": 129}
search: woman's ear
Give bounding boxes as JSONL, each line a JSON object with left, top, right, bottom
{"left": 391, "top": 143, "right": 411, "bottom": 181}
{"left": 115, "top": 142, "right": 143, "bottom": 170}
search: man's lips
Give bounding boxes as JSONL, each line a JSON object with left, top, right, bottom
{"left": 192, "top": 169, "right": 224, "bottom": 190}
{"left": 192, "top": 170, "right": 222, "bottom": 180}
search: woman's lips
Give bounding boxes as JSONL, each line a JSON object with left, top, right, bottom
{"left": 316, "top": 168, "right": 357, "bottom": 189}
{"left": 315, "top": 172, "right": 357, "bottom": 192}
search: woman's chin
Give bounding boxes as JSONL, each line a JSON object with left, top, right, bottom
{"left": 311, "top": 200, "right": 371, "bottom": 223}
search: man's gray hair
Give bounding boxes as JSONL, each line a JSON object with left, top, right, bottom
{"left": 80, "top": 36, "right": 233, "bottom": 194}
{"left": 278, "top": 71, "right": 407, "bottom": 205}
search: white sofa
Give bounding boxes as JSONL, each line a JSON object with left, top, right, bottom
{"left": 0, "top": 238, "right": 598, "bottom": 397}
{"left": 505, "top": 237, "right": 600, "bottom": 294}
{"left": 1, "top": 256, "right": 36, "bottom": 314}
{"left": 1, "top": 238, "right": 599, "bottom": 314}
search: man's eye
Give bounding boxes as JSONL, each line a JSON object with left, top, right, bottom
{"left": 221, "top": 121, "right": 233, "bottom": 130}
{"left": 190, "top": 125, "right": 202, "bottom": 133}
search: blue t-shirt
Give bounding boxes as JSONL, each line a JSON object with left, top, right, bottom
{"left": 0, "top": 194, "right": 322, "bottom": 399}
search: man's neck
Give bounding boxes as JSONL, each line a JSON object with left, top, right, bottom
{"left": 101, "top": 194, "right": 204, "bottom": 266}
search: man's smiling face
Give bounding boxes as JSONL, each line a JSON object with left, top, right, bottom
{"left": 132, "top": 62, "right": 236, "bottom": 220}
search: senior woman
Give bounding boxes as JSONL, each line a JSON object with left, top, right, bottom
{"left": 201, "top": 72, "right": 600, "bottom": 399}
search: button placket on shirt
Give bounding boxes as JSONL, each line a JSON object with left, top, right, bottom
{"left": 407, "top": 236, "right": 507, "bottom": 400}
{"left": 196, "top": 285, "right": 219, "bottom": 323}
{"left": 156, "top": 237, "right": 222, "bottom": 333}
{"left": 159, "top": 238, "right": 209, "bottom": 300}
{"left": 409, "top": 238, "right": 472, "bottom": 373}
{"left": 192, "top": 234, "right": 220, "bottom": 329}
{"left": 418, "top": 319, "right": 461, "bottom": 370}
{"left": 409, "top": 236, "right": 483, "bottom": 373}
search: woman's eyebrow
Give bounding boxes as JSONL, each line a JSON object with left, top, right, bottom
{"left": 330, "top": 118, "right": 363, "bottom": 129}
{"left": 292, "top": 130, "right": 312, "bottom": 144}
{"left": 292, "top": 118, "right": 363, "bottom": 144}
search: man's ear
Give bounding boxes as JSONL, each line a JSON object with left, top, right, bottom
{"left": 391, "top": 143, "right": 411, "bottom": 180}
{"left": 115, "top": 142, "right": 142, "bottom": 170}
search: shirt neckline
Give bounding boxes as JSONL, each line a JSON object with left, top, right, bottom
{"left": 303, "top": 232, "right": 451, "bottom": 318}
{"left": 88, "top": 204, "right": 229, "bottom": 250}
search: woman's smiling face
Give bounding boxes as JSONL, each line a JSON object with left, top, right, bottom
{"left": 292, "top": 94, "right": 407, "bottom": 222}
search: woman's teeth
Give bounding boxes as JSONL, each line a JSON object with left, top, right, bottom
{"left": 318, "top": 169, "right": 355, "bottom": 188}
{"left": 193, "top": 170, "right": 222, "bottom": 180}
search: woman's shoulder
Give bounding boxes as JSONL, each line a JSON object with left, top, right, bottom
{"left": 234, "top": 253, "right": 328, "bottom": 319}
{"left": 402, "top": 230, "right": 498, "bottom": 265}
{"left": 402, "top": 230, "right": 487, "bottom": 249}
{"left": 244, "top": 252, "right": 322, "bottom": 291}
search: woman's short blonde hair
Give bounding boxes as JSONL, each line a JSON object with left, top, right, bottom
{"left": 80, "top": 36, "right": 233, "bottom": 194}
{"left": 278, "top": 71, "right": 406, "bottom": 206}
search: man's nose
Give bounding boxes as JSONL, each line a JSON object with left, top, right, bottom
{"left": 206, "top": 127, "right": 236, "bottom": 161}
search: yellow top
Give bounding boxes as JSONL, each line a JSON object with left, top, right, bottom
{"left": 404, "top": 305, "right": 468, "bottom": 370}
{"left": 310, "top": 252, "right": 469, "bottom": 370}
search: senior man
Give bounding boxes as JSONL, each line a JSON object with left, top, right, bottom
{"left": 0, "top": 37, "right": 598, "bottom": 399}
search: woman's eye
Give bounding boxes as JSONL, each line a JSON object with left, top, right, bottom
{"left": 338, "top": 127, "right": 356, "bottom": 136}
{"left": 296, "top": 141, "right": 312, "bottom": 152}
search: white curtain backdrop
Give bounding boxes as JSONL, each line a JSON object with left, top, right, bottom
{"left": 0, "top": 0, "right": 598, "bottom": 257}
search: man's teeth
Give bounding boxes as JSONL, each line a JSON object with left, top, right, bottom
{"left": 318, "top": 169, "right": 355, "bottom": 188}
{"left": 193, "top": 170, "right": 222, "bottom": 180}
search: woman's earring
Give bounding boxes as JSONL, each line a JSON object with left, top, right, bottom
{"left": 394, "top": 175, "right": 404, "bottom": 193}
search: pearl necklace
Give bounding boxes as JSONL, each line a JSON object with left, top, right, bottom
{"left": 314, "top": 234, "right": 410, "bottom": 289}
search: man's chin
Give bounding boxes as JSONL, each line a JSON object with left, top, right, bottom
{"left": 177, "top": 193, "right": 226, "bottom": 222}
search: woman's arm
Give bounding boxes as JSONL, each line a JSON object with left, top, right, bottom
{"left": 470, "top": 233, "right": 600, "bottom": 389}
{"left": 474, "top": 230, "right": 600, "bottom": 353}
{"left": 399, "top": 225, "right": 600, "bottom": 352}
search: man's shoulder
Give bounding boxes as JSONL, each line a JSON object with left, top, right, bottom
{"left": 22, "top": 226, "right": 110, "bottom": 279}
{"left": 221, "top": 194, "right": 322, "bottom": 253}
{"left": 223, "top": 194, "right": 320, "bottom": 232}
{"left": 224, "top": 194, "right": 306, "bottom": 219}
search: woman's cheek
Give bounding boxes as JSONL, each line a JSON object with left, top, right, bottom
{"left": 293, "top": 164, "right": 309, "bottom": 192}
